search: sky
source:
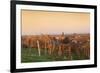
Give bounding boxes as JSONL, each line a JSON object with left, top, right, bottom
{"left": 21, "top": 10, "right": 90, "bottom": 35}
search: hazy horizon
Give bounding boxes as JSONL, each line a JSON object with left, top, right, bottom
{"left": 21, "top": 10, "right": 90, "bottom": 35}
{"left": 22, "top": 33, "right": 90, "bottom": 36}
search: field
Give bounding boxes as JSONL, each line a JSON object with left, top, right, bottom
{"left": 21, "top": 33, "right": 90, "bottom": 63}
{"left": 21, "top": 48, "right": 89, "bottom": 63}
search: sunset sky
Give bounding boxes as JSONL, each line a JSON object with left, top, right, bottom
{"left": 21, "top": 10, "right": 90, "bottom": 35}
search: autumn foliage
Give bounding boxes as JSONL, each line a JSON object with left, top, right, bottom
{"left": 21, "top": 33, "right": 90, "bottom": 60}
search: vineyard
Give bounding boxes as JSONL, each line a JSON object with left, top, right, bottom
{"left": 21, "top": 33, "right": 90, "bottom": 63}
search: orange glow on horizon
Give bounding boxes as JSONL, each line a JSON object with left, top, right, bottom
{"left": 21, "top": 10, "right": 90, "bottom": 35}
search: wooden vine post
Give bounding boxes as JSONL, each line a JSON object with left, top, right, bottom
{"left": 37, "top": 40, "right": 41, "bottom": 56}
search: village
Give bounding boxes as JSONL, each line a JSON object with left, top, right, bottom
{"left": 21, "top": 32, "right": 90, "bottom": 62}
